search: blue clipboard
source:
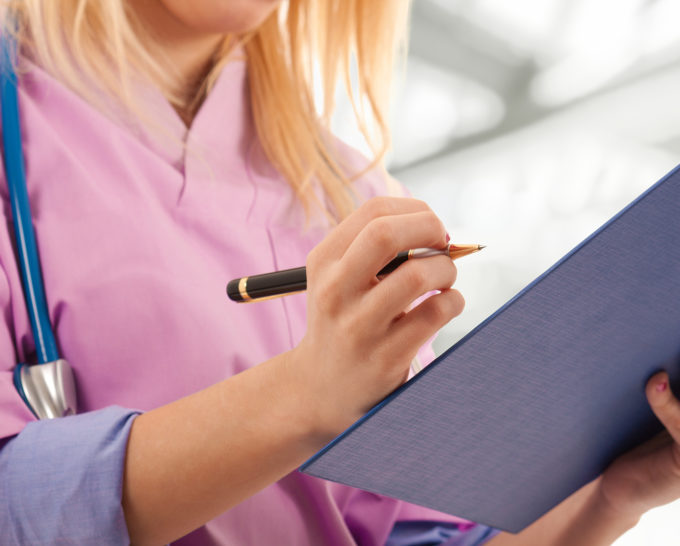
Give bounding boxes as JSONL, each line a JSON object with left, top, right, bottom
{"left": 300, "top": 163, "right": 680, "bottom": 533}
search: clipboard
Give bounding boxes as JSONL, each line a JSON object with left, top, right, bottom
{"left": 300, "top": 163, "right": 680, "bottom": 533}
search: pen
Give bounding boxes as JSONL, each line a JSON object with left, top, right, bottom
{"left": 226, "top": 243, "right": 485, "bottom": 303}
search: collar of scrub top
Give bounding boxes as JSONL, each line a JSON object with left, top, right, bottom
{"left": 0, "top": 34, "right": 77, "bottom": 419}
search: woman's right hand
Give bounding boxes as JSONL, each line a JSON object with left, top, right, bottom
{"left": 292, "top": 196, "right": 465, "bottom": 439}
{"left": 123, "top": 195, "right": 462, "bottom": 544}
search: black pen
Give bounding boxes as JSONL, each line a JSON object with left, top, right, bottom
{"left": 226, "top": 243, "right": 485, "bottom": 303}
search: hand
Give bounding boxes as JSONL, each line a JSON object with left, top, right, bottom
{"left": 597, "top": 371, "right": 680, "bottom": 521}
{"left": 290, "top": 197, "right": 464, "bottom": 438}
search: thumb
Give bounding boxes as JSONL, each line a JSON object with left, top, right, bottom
{"left": 646, "top": 372, "right": 680, "bottom": 446}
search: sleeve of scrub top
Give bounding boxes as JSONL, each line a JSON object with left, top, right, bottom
{"left": 387, "top": 521, "right": 501, "bottom": 545}
{"left": 0, "top": 405, "right": 139, "bottom": 545}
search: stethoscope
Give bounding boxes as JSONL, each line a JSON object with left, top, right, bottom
{"left": 1, "top": 37, "right": 77, "bottom": 419}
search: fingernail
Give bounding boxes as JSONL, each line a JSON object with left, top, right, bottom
{"left": 656, "top": 381, "right": 668, "bottom": 393}
{"left": 446, "top": 232, "right": 451, "bottom": 243}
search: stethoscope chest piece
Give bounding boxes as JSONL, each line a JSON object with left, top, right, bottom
{"left": 13, "top": 360, "right": 77, "bottom": 419}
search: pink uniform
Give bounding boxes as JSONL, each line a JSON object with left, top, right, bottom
{"left": 0, "top": 52, "right": 480, "bottom": 544}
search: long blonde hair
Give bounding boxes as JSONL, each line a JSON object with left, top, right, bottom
{"left": 1, "top": 0, "right": 410, "bottom": 221}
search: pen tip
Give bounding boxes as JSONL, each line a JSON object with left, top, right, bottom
{"left": 478, "top": 244, "right": 486, "bottom": 250}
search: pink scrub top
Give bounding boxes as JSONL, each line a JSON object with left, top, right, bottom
{"left": 0, "top": 52, "right": 474, "bottom": 544}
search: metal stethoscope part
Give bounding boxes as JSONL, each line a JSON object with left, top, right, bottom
{"left": 2, "top": 35, "right": 77, "bottom": 419}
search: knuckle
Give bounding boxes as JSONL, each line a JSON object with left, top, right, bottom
{"left": 306, "top": 247, "right": 321, "bottom": 272}
{"left": 405, "top": 265, "right": 428, "bottom": 292}
{"left": 424, "top": 210, "right": 441, "bottom": 229}
{"left": 408, "top": 198, "right": 429, "bottom": 213}
{"left": 315, "top": 289, "right": 337, "bottom": 315}
{"left": 428, "top": 298, "right": 450, "bottom": 324}
{"left": 363, "top": 196, "right": 394, "bottom": 220}
{"left": 431, "top": 291, "right": 464, "bottom": 324}
{"left": 367, "top": 217, "right": 397, "bottom": 250}
{"left": 448, "top": 263, "right": 458, "bottom": 286}
{"left": 450, "top": 289, "right": 465, "bottom": 315}
{"left": 426, "top": 212, "right": 446, "bottom": 241}
{"left": 315, "top": 271, "right": 344, "bottom": 314}
{"left": 323, "top": 272, "right": 343, "bottom": 296}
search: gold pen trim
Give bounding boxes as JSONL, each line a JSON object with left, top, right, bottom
{"left": 238, "top": 277, "right": 252, "bottom": 302}
{"left": 237, "top": 290, "right": 307, "bottom": 303}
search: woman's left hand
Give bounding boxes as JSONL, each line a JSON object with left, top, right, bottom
{"left": 597, "top": 371, "right": 680, "bottom": 521}
{"left": 488, "top": 373, "right": 680, "bottom": 546}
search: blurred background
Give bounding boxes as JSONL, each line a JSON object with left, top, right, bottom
{"left": 334, "top": 0, "right": 680, "bottom": 542}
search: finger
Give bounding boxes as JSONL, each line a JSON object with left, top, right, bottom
{"left": 385, "top": 289, "right": 465, "bottom": 360}
{"left": 340, "top": 210, "right": 447, "bottom": 291}
{"left": 309, "top": 197, "right": 430, "bottom": 265}
{"left": 646, "top": 372, "right": 680, "bottom": 446}
{"left": 365, "top": 255, "right": 457, "bottom": 320}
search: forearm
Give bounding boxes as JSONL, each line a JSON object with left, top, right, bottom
{"left": 124, "top": 197, "right": 464, "bottom": 544}
{"left": 122, "top": 349, "right": 334, "bottom": 546}
{"left": 486, "top": 478, "right": 639, "bottom": 546}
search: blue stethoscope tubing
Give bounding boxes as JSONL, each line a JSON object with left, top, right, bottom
{"left": 0, "top": 37, "right": 61, "bottom": 401}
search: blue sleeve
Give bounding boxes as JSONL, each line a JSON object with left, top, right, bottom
{"left": 0, "top": 406, "right": 139, "bottom": 545}
{"left": 387, "top": 521, "right": 501, "bottom": 546}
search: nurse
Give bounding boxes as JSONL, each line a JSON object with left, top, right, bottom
{"left": 0, "top": 1, "right": 679, "bottom": 545}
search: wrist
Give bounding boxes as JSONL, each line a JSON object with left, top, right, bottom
{"left": 281, "top": 342, "right": 364, "bottom": 446}
{"left": 591, "top": 478, "right": 642, "bottom": 534}
{"left": 276, "top": 346, "right": 344, "bottom": 447}
{"left": 546, "top": 479, "right": 642, "bottom": 546}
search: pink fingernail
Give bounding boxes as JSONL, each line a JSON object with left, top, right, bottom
{"left": 446, "top": 232, "right": 451, "bottom": 243}
{"left": 656, "top": 381, "right": 668, "bottom": 393}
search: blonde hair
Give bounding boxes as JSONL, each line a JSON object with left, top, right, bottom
{"left": 1, "top": 0, "right": 410, "bottom": 221}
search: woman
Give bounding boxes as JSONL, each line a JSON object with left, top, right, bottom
{"left": 0, "top": 1, "right": 678, "bottom": 545}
